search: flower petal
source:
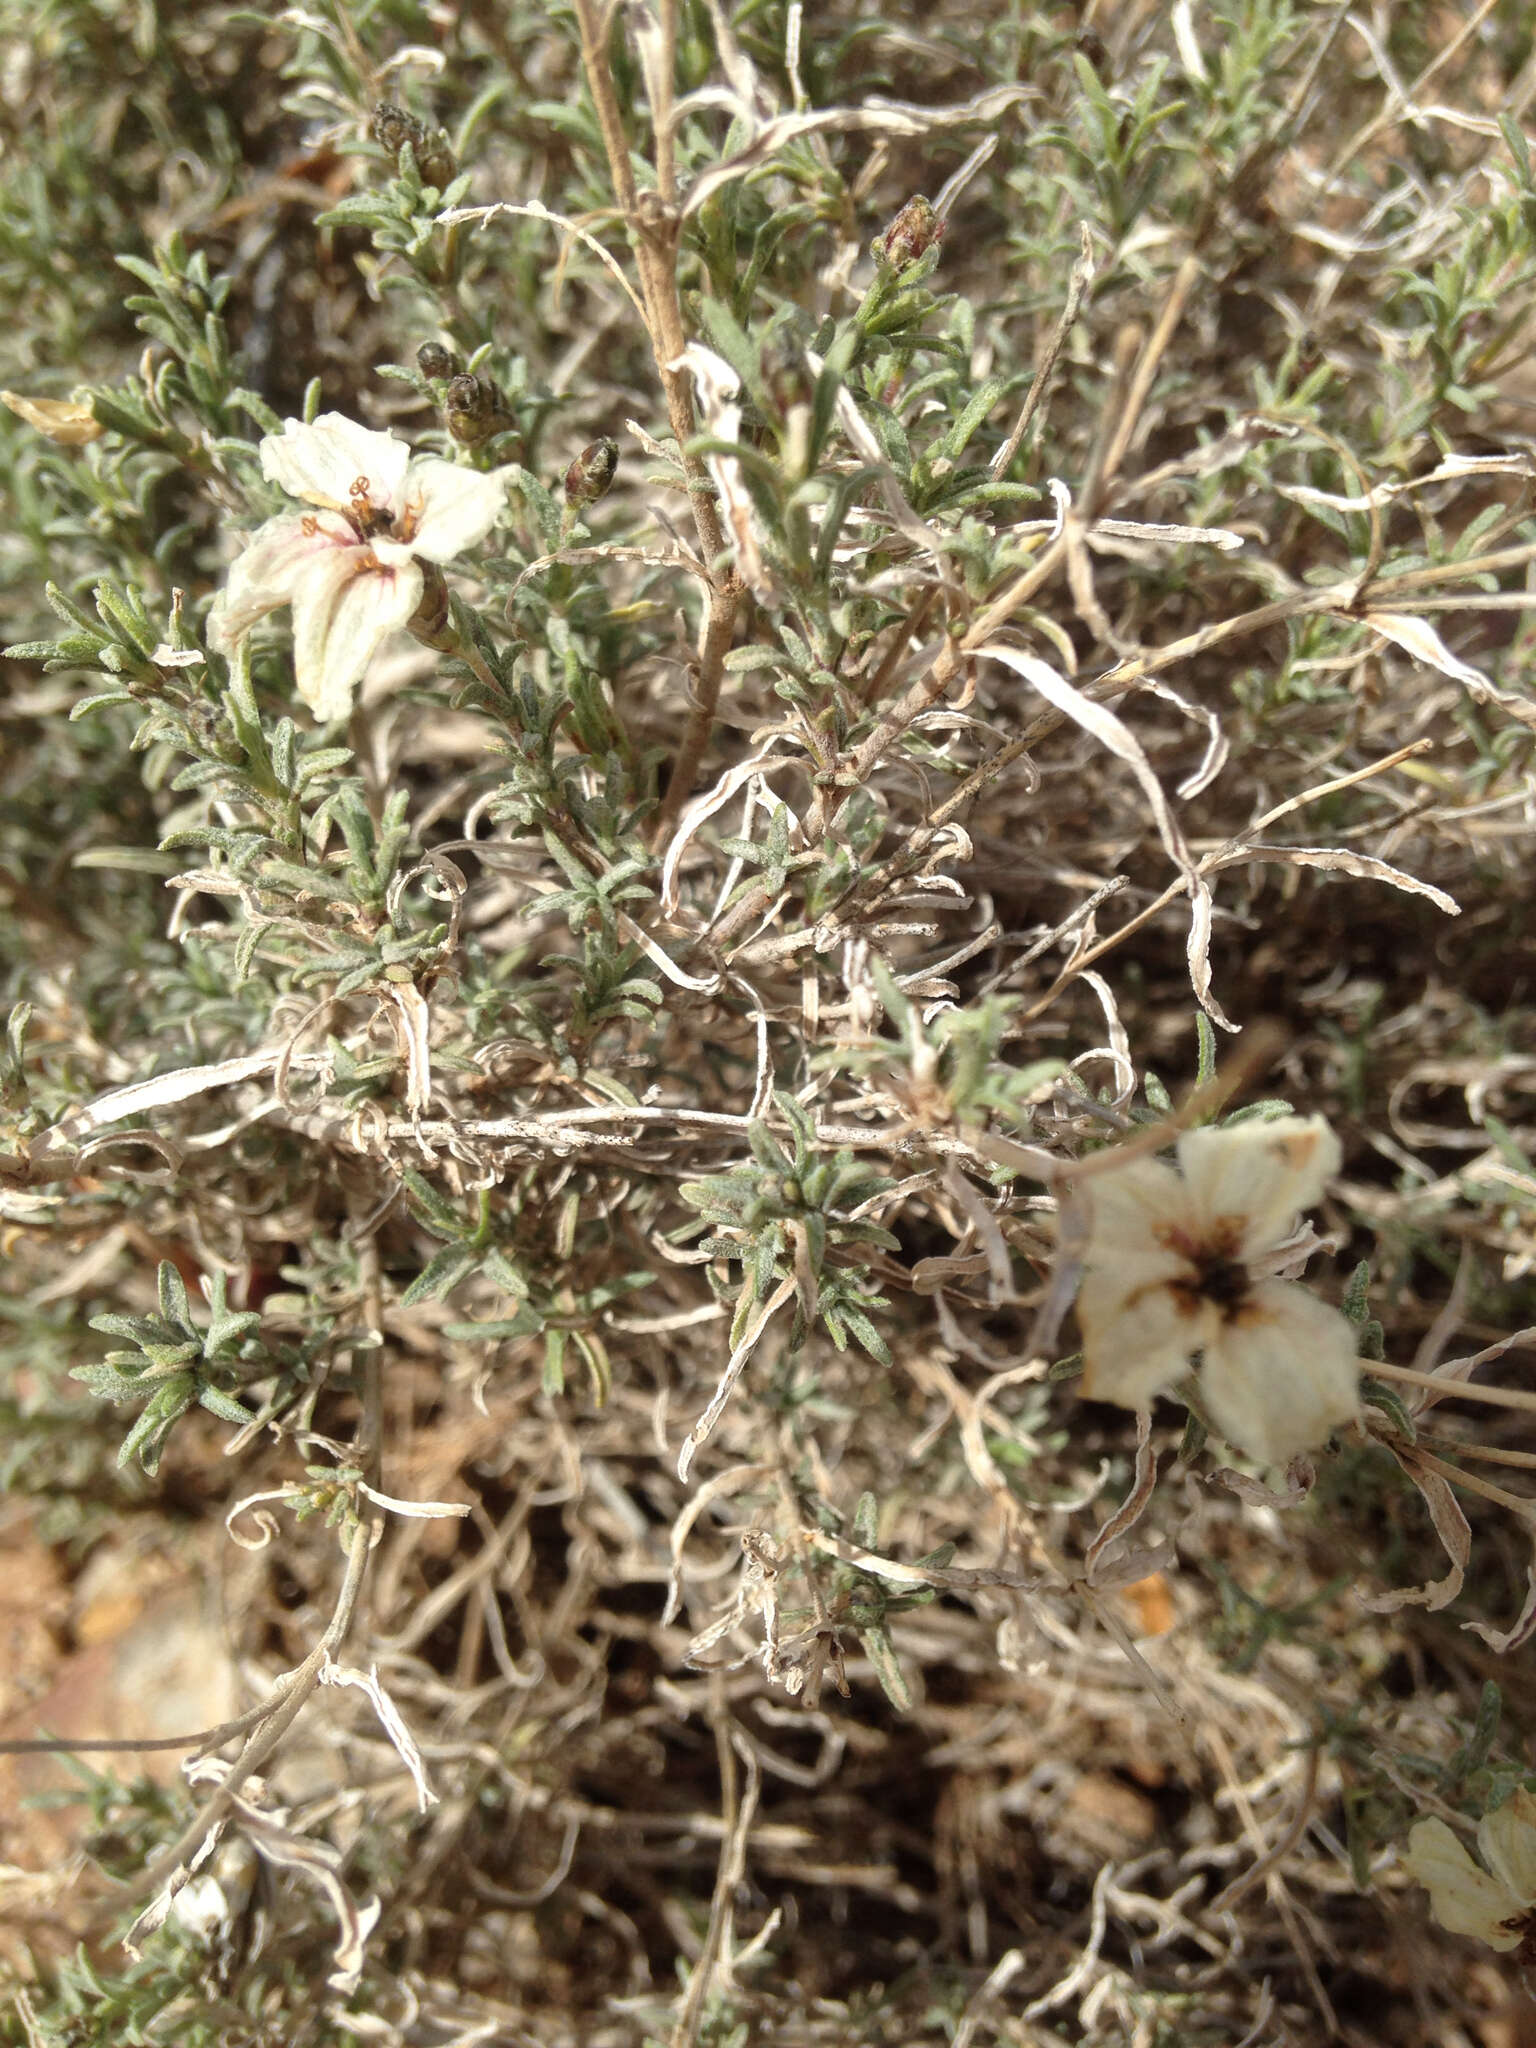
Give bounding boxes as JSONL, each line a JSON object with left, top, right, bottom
{"left": 1198, "top": 1279, "right": 1359, "bottom": 1462}
{"left": 1081, "top": 1156, "right": 1193, "bottom": 1262}
{"left": 261, "top": 413, "right": 412, "bottom": 517}
{"left": 369, "top": 538, "right": 419, "bottom": 571}
{"left": 400, "top": 456, "right": 509, "bottom": 562}
{"left": 1177, "top": 1116, "right": 1340, "bottom": 1258}
{"left": 207, "top": 512, "right": 359, "bottom": 652}
{"left": 1478, "top": 1789, "right": 1536, "bottom": 1908}
{"left": 1402, "top": 1818, "right": 1524, "bottom": 1949}
{"left": 1078, "top": 1265, "right": 1217, "bottom": 1410}
{"left": 1079, "top": 1245, "right": 1192, "bottom": 1311}
{"left": 289, "top": 551, "right": 423, "bottom": 721}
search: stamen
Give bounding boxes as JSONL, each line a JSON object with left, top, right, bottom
{"left": 348, "top": 474, "right": 394, "bottom": 539}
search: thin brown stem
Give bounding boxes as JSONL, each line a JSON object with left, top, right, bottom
{"left": 652, "top": 0, "right": 681, "bottom": 208}
{"left": 658, "top": 573, "right": 743, "bottom": 835}
{"left": 0, "top": 1692, "right": 306, "bottom": 1759}
{"left": 569, "top": 0, "right": 741, "bottom": 830}
{"left": 838, "top": 528, "right": 1071, "bottom": 805}
{"left": 565, "top": 0, "right": 725, "bottom": 549}
{"left": 1321, "top": 0, "right": 1500, "bottom": 189}
{"left": 100, "top": 1242, "right": 389, "bottom": 1922}
{"left": 669, "top": 1700, "right": 757, "bottom": 2048}
{"left": 112, "top": 1517, "right": 373, "bottom": 1917}
{"left": 856, "top": 585, "right": 941, "bottom": 708}
{"left": 1018, "top": 737, "right": 1436, "bottom": 1019}
{"left": 990, "top": 222, "right": 1095, "bottom": 481}
{"left": 705, "top": 533, "right": 1071, "bottom": 950}
{"left": 708, "top": 528, "right": 1081, "bottom": 950}
{"left": 1409, "top": 1445, "right": 1536, "bottom": 1520}
{"left": 1089, "top": 254, "right": 1201, "bottom": 511}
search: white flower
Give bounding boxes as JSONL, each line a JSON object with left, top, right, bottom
{"left": 1402, "top": 1790, "right": 1536, "bottom": 1953}
{"left": 1074, "top": 1115, "right": 1360, "bottom": 1463}
{"left": 207, "top": 412, "right": 507, "bottom": 720}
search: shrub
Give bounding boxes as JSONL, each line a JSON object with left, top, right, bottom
{"left": 4, "top": 3, "right": 1536, "bottom": 2041}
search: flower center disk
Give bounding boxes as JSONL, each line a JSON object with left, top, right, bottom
{"left": 1190, "top": 1251, "right": 1249, "bottom": 1315}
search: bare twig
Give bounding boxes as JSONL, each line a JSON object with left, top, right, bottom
{"left": 567, "top": 0, "right": 741, "bottom": 832}
{"left": 990, "top": 222, "right": 1096, "bottom": 480}
{"left": 669, "top": 1709, "right": 760, "bottom": 2048}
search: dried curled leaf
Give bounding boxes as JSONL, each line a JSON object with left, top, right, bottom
{"left": 1360, "top": 1448, "right": 1470, "bottom": 1614}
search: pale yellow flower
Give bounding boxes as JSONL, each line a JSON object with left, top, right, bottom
{"left": 1075, "top": 1115, "right": 1360, "bottom": 1463}
{"left": 1402, "top": 1790, "right": 1536, "bottom": 1953}
{"left": 208, "top": 411, "right": 507, "bottom": 720}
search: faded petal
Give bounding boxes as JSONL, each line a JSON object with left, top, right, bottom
{"left": 1177, "top": 1116, "right": 1341, "bottom": 1258}
{"left": 402, "top": 456, "right": 509, "bottom": 562}
{"left": 1199, "top": 1278, "right": 1359, "bottom": 1463}
{"left": 1078, "top": 1268, "right": 1218, "bottom": 1411}
{"left": 289, "top": 551, "right": 423, "bottom": 722}
{"left": 1402, "top": 1819, "right": 1524, "bottom": 1950}
{"left": 261, "top": 412, "right": 412, "bottom": 517}
{"left": 1075, "top": 1230, "right": 1193, "bottom": 1366}
{"left": 1077, "top": 1244, "right": 1192, "bottom": 1317}
{"left": 369, "top": 537, "right": 419, "bottom": 572}
{"left": 1478, "top": 1789, "right": 1536, "bottom": 1908}
{"left": 1081, "top": 1156, "right": 1193, "bottom": 1262}
{"left": 207, "top": 511, "right": 360, "bottom": 652}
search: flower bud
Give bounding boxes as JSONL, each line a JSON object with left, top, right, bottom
{"left": 873, "top": 195, "right": 943, "bottom": 274}
{"left": 443, "top": 372, "right": 508, "bottom": 446}
{"left": 563, "top": 436, "right": 619, "bottom": 510}
{"left": 416, "top": 341, "right": 459, "bottom": 383}
{"left": 2, "top": 389, "right": 103, "bottom": 444}
{"left": 1075, "top": 30, "right": 1111, "bottom": 75}
{"left": 369, "top": 102, "right": 456, "bottom": 189}
{"left": 369, "top": 101, "right": 415, "bottom": 156}
{"left": 407, "top": 563, "right": 452, "bottom": 650}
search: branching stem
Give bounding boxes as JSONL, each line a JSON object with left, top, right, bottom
{"left": 568, "top": 0, "right": 741, "bottom": 830}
